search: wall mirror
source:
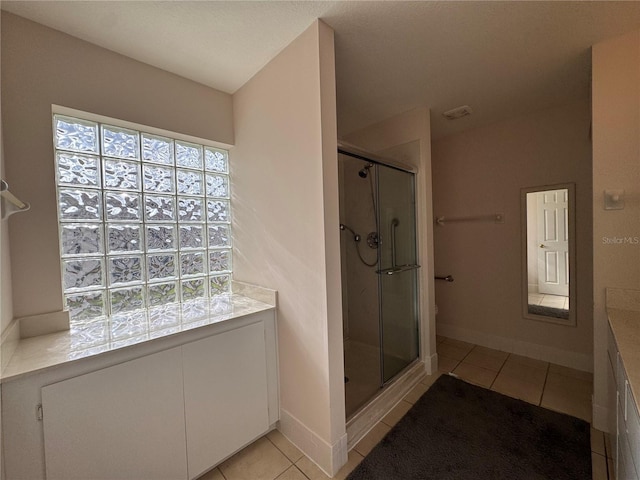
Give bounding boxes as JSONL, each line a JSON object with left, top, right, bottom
{"left": 521, "top": 183, "right": 576, "bottom": 326}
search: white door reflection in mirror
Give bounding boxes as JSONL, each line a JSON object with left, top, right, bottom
{"left": 522, "top": 184, "right": 575, "bottom": 326}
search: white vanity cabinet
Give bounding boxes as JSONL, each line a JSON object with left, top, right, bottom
{"left": 609, "top": 324, "right": 640, "bottom": 480}
{"left": 182, "top": 321, "right": 270, "bottom": 478}
{"left": 42, "top": 347, "right": 189, "bottom": 480}
{"left": 2, "top": 309, "right": 278, "bottom": 480}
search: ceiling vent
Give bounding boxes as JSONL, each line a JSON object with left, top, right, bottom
{"left": 443, "top": 105, "right": 472, "bottom": 120}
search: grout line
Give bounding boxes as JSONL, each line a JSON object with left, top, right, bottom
{"left": 280, "top": 464, "right": 310, "bottom": 480}
{"left": 265, "top": 433, "right": 298, "bottom": 466}
{"left": 488, "top": 352, "right": 509, "bottom": 390}
{"left": 294, "top": 464, "right": 312, "bottom": 480}
{"left": 538, "top": 363, "right": 551, "bottom": 406}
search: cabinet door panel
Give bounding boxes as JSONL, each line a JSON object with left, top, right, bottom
{"left": 183, "top": 321, "right": 269, "bottom": 479}
{"left": 42, "top": 347, "right": 188, "bottom": 480}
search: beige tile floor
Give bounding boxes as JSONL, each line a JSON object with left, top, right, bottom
{"left": 198, "top": 336, "right": 610, "bottom": 480}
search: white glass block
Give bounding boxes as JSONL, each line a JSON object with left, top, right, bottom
{"left": 205, "top": 174, "right": 229, "bottom": 198}
{"left": 59, "top": 189, "right": 102, "bottom": 221}
{"left": 108, "top": 224, "right": 142, "bottom": 253}
{"left": 148, "top": 304, "right": 180, "bottom": 330}
{"left": 104, "top": 159, "right": 141, "bottom": 190}
{"left": 206, "top": 199, "right": 230, "bottom": 223}
{"left": 145, "top": 195, "right": 175, "bottom": 222}
{"left": 110, "top": 286, "right": 145, "bottom": 314}
{"left": 178, "top": 197, "right": 203, "bottom": 222}
{"left": 108, "top": 255, "right": 142, "bottom": 285}
{"left": 54, "top": 115, "right": 99, "bottom": 154}
{"left": 204, "top": 147, "right": 228, "bottom": 173}
{"left": 208, "top": 224, "right": 231, "bottom": 248}
{"left": 147, "top": 282, "right": 178, "bottom": 307}
{"left": 175, "top": 141, "right": 203, "bottom": 169}
{"left": 105, "top": 192, "right": 141, "bottom": 221}
{"left": 180, "top": 252, "right": 204, "bottom": 276}
{"left": 109, "top": 310, "right": 148, "bottom": 339}
{"left": 177, "top": 169, "right": 203, "bottom": 196}
{"left": 179, "top": 225, "right": 204, "bottom": 250}
{"left": 63, "top": 258, "right": 103, "bottom": 291}
{"left": 69, "top": 320, "right": 108, "bottom": 350}
{"left": 142, "top": 134, "right": 174, "bottom": 165}
{"left": 102, "top": 125, "right": 140, "bottom": 159}
{"left": 181, "top": 278, "right": 206, "bottom": 302}
{"left": 147, "top": 254, "right": 176, "bottom": 280}
{"left": 61, "top": 224, "right": 103, "bottom": 256}
{"left": 66, "top": 290, "right": 105, "bottom": 320}
{"left": 56, "top": 152, "right": 100, "bottom": 188}
{"left": 209, "top": 250, "right": 231, "bottom": 273}
{"left": 143, "top": 164, "right": 175, "bottom": 193}
{"left": 181, "top": 298, "right": 208, "bottom": 322}
{"left": 210, "top": 274, "right": 231, "bottom": 296}
{"left": 146, "top": 225, "right": 176, "bottom": 251}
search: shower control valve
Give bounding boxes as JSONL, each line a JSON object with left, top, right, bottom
{"left": 367, "top": 232, "right": 379, "bottom": 249}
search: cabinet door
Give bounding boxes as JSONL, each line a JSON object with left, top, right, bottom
{"left": 627, "top": 379, "right": 640, "bottom": 474}
{"left": 183, "top": 321, "right": 270, "bottom": 479}
{"left": 42, "top": 348, "right": 188, "bottom": 480}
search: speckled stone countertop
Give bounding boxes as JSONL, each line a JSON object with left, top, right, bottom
{"left": 607, "top": 288, "right": 640, "bottom": 406}
{"left": 1, "top": 292, "right": 275, "bottom": 383}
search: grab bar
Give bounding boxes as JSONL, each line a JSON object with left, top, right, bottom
{"left": 435, "top": 275, "right": 454, "bottom": 282}
{"left": 390, "top": 218, "right": 399, "bottom": 269}
{"left": 377, "top": 264, "right": 421, "bottom": 276}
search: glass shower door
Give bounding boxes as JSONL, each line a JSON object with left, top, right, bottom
{"left": 376, "top": 164, "right": 420, "bottom": 383}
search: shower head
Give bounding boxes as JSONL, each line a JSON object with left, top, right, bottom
{"left": 358, "top": 163, "right": 373, "bottom": 178}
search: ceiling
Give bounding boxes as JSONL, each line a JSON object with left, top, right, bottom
{"left": 3, "top": 1, "right": 640, "bottom": 139}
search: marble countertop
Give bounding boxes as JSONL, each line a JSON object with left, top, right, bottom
{"left": 607, "top": 288, "right": 640, "bottom": 408}
{"left": 1, "top": 294, "right": 275, "bottom": 383}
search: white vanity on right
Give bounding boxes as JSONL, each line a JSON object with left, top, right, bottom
{"left": 607, "top": 288, "right": 640, "bottom": 480}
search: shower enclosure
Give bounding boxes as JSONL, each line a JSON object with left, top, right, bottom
{"left": 338, "top": 148, "right": 420, "bottom": 418}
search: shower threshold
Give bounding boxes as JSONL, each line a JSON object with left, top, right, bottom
{"left": 345, "top": 359, "right": 425, "bottom": 450}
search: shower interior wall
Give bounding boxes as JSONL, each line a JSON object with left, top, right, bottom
{"left": 339, "top": 153, "right": 380, "bottom": 350}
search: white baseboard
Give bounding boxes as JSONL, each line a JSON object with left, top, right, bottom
{"left": 425, "top": 352, "right": 438, "bottom": 374}
{"left": 437, "top": 323, "right": 593, "bottom": 372}
{"left": 278, "top": 408, "right": 347, "bottom": 477}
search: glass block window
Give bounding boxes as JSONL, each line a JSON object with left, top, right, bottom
{"left": 54, "top": 114, "right": 232, "bottom": 322}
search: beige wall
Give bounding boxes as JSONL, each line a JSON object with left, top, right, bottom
{"left": 344, "top": 107, "right": 437, "bottom": 373}
{"left": 231, "top": 20, "right": 346, "bottom": 475}
{"left": 592, "top": 31, "right": 640, "bottom": 431}
{"left": 1, "top": 13, "right": 233, "bottom": 321}
{"left": 431, "top": 100, "right": 593, "bottom": 370}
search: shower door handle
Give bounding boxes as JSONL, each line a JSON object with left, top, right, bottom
{"left": 376, "top": 264, "right": 421, "bottom": 275}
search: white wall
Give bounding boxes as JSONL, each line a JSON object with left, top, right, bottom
{"left": 1, "top": 13, "right": 234, "bottom": 322}
{"left": 431, "top": 100, "right": 593, "bottom": 370}
{"left": 344, "top": 107, "right": 437, "bottom": 373}
{"left": 231, "top": 20, "right": 347, "bottom": 476}
{"left": 591, "top": 30, "right": 640, "bottom": 431}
